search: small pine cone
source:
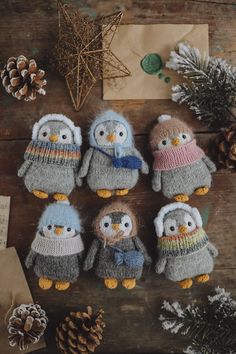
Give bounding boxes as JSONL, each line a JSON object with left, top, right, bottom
{"left": 8, "top": 303, "right": 48, "bottom": 351}
{"left": 216, "top": 123, "right": 236, "bottom": 169}
{"left": 1, "top": 55, "right": 47, "bottom": 101}
{"left": 56, "top": 306, "right": 105, "bottom": 354}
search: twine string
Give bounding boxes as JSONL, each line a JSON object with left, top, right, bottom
{"left": 4, "top": 292, "right": 16, "bottom": 325}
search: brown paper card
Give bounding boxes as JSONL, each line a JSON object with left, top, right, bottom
{"left": 103, "top": 24, "right": 209, "bottom": 100}
{"left": 0, "top": 247, "right": 46, "bottom": 353}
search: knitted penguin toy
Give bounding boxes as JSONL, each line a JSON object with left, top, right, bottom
{"left": 83, "top": 202, "right": 151, "bottom": 289}
{"left": 77, "top": 110, "right": 149, "bottom": 198}
{"left": 150, "top": 115, "right": 216, "bottom": 202}
{"left": 154, "top": 202, "right": 218, "bottom": 289}
{"left": 25, "top": 202, "right": 84, "bottom": 291}
{"left": 18, "top": 114, "right": 82, "bottom": 201}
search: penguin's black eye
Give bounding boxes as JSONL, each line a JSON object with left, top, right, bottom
{"left": 170, "top": 226, "right": 175, "bottom": 231}
{"left": 47, "top": 225, "right": 52, "bottom": 230}
{"left": 182, "top": 134, "right": 186, "bottom": 139}
{"left": 124, "top": 222, "right": 129, "bottom": 227}
{"left": 99, "top": 131, "right": 104, "bottom": 136}
{"left": 104, "top": 222, "right": 109, "bottom": 228}
{"left": 188, "top": 222, "right": 192, "bottom": 226}
{"left": 162, "top": 140, "right": 167, "bottom": 146}
{"left": 42, "top": 132, "right": 47, "bottom": 137}
{"left": 67, "top": 227, "right": 71, "bottom": 232}
{"left": 62, "top": 135, "right": 67, "bottom": 139}
{"left": 119, "top": 132, "right": 123, "bottom": 136}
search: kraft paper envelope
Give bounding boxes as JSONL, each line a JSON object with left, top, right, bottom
{"left": 103, "top": 24, "right": 209, "bottom": 100}
{"left": 0, "top": 247, "right": 46, "bottom": 353}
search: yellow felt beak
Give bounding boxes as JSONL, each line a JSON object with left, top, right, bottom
{"left": 172, "top": 137, "right": 180, "bottom": 146}
{"left": 112, "top": 224, "right": 120, "bottom": 231}
{"left": 55, "top": 226, "right": 64, "bottom": 236}
{"left": 49, "top": 134, "right": 59, "bottom": 143}
{"left": 107, "top": 133, "right": 116, "bottom": 143}
{"left": 179, "top": 225, "right": 188, "bottom": 233}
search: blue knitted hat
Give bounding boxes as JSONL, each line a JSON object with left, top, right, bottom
{"left": 89, "top": 110, "right": 134, "bottom": 148}
{"left": 38, "top": 202, "right": 81, "bottom": 231}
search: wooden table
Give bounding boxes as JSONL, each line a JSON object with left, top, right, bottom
{"left": 0, "top": 1, "right": 236, "bottom": 353}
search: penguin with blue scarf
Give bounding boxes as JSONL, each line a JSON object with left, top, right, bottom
{"left": 77, "top": 110, "right": 149, "bottom": 198}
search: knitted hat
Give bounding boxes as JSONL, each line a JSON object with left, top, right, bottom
{"left": 89, "top": 110, "right": 134, "bottom": 148}
{"left": 93, "top": 201, "right": 138, "bottom": 238}
{"left": 38, "top": 201, "right": 81, "bottom": 232}
{"left": 32, "top": 114, "right": 82, "bottom": 145}
{"left": 154, "top": 202, "right": 202, "bottom": 238}
{"left": 150, "top": 115, "right": 193, "bottom": 150}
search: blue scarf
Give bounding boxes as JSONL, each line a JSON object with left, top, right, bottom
{"left": 93, "top": 146, "right": 142, "bottom": 170}
{"left": 111, "top": 246, "right": 144, "bottom": 269}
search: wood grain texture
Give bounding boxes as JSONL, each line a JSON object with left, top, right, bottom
{"left": 0, "top": 0, "right": 236, "bottom": 353}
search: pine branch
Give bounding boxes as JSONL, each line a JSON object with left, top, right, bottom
{"left": 159, "top": 287, "right": 236, "bottom": 354}
{"left": 166, "top": 43, "right": 236, "bottom": 128}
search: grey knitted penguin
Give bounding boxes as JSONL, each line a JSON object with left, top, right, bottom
{"left": 150, "top": 115, "right": 216, "bottom": 202}
{"left": 77, "top": 110, "right": 149, "bottom": 198}
{"left": 25, "top": 201, "right": 84, "bottom": 291}
{"left": 18, "top": 114, "right": 82, "bottom": 201}
{"left": 154, "top": 202, "right": 218, "bottom": 289}
{"left": 83, "top": 201, "right": 151, "bottom": 290}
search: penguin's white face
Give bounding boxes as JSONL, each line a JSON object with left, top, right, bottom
{"left": 99, "top": 212, "right": 132, "bottom": 238}
{"left": 158, "top": 132, "right": 192, "bottom": 150}
{"left": 163, "top": 209, "right": 196, "bottom": 236}
{"left": 37, "top": 121, "right": 74, "bottom": 144}
{"left": 94, "top": 121, "right": 128, "bottom": 147}
{"left": 42, "top": 224, "right": 76, "bottom": 239}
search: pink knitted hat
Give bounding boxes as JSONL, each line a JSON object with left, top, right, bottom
{"left": 150, "top": 115, "right": 194, "bottom": 151}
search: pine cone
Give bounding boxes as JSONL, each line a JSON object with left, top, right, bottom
{"left": 1, "top": 55, "right": 47, "bottom": 101}
{"left": 56, "top": 306, "right": 105, "bottom": 354}
{"left": 216, "top": 123, "right": 236, "bottom": 169}
{"left": 8, "top": 303, "right": 48, "bottom": 351}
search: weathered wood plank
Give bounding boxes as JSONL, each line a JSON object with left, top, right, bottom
{"left": 1, "top": 1, "right": 236, "bottom": 353}
{"left": 16, "top": 268, "right": 236, "bottom": 354}
{"left": 1, "top": 0, "right": 236, "bottom": 139}
{"left": 0, "top": 73, "right": 199, "bottom": 140}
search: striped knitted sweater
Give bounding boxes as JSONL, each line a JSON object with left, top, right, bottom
{"left": 158, "top": 228, "right": 209, "bottom": 257}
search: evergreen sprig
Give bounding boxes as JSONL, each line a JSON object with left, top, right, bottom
{"left": 166, "top": 43, "right": 236, "bottom": 128}
{"left": 159, "top": 287, "right": 236, "bottom": 354}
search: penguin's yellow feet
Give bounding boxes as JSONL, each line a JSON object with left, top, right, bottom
{"left": 194, "top": 187, "right": 209, "bottom": 196}
{"left": 97, "top": 189, "right": 113, "bottom": 199}
{"left": 122, "top": 278, "right": 136, "bottom": 290}
{"left": 53, "top": 193, "right": 68, "bottom": 201}
{"left": 174, "top": 194, "right": 189, "bottom": 202}
{"left": 196, "top": 274, "right": 210, "bottom": 283}
{"left": 55, "top": 281, "right": 70, "bottom": 291}
{"left": 32, "top": 190, "right": 48, "bottom": 199}
{"left": 38, "top": 277, "right": 53, "bottom": 290}
{"left": 178, "top": 278, "right": 193, "bottom": 289}
{"left": 115, "top": 189, "right": 129, "bottom": 196}
{"left": 104, "top": 278, "right": 118, "bottom": 289}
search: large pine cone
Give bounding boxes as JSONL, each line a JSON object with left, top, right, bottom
{"left": 8, "top": 303, "right": 48, "bottom": 350}
{"left": 1, "top": 55, "right": 47, "bottom": 101}
{"left": 56, "top": 306, "right": 105, "bottom": 354}
{"left": 216, "top": 123, "right": 236, "bottom": 169}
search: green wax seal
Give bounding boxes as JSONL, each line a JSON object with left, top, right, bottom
{"left": 164, "top": 76, "right": 171, "bottom": 83}
{"left": 140, "top": 53, "right": 163, "bottom": 75}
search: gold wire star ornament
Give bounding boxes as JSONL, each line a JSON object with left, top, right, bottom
{"left": 54, "top": 1, "right": 131, "bottom": 111}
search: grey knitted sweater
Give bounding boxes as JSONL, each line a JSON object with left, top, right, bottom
{"left": 84, "top": 237, "right": 151, "bottom": 280}
{"left": 25, "top": 250, "right": 83, "bottom": 283}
